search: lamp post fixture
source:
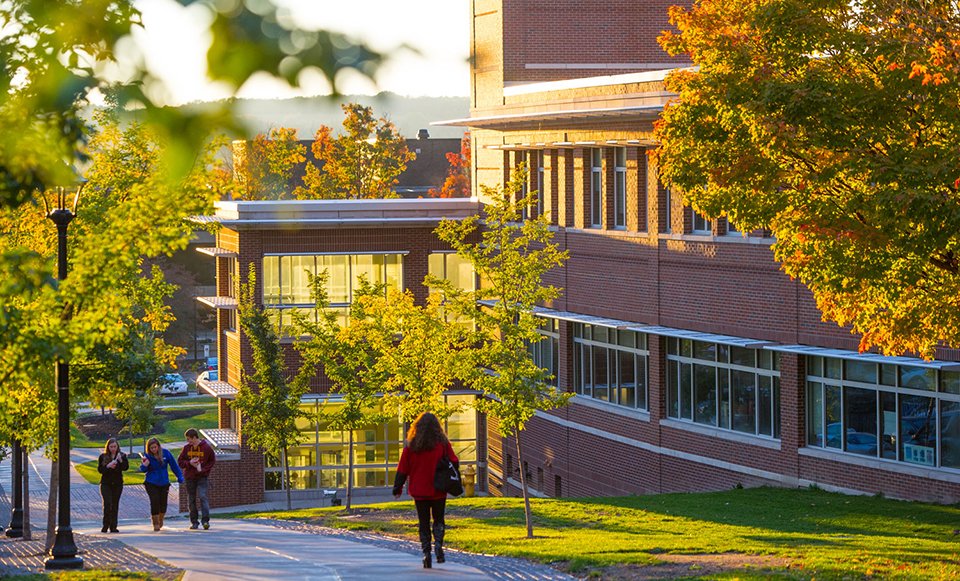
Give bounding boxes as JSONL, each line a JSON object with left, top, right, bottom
{"left": 4, "top": 439, "right": 23, "bottom": 537}
{"left": 44, "top": 186, "right": 83, "bottom": 570}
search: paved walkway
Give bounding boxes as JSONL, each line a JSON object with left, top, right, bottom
{"left": 0, "top": 452, "right": 574, "bottom": 580}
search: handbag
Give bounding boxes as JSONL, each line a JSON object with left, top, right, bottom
{"left": 434, "top": 451, "right": 464, "bottom": 497}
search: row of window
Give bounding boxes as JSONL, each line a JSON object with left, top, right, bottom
{"left": 259, "top": 252, "right": 475, "bottom": 332}
{"left": 535, "top": 317, "right": 960, "bottom": 474}
{"left": 512, "top": 147, "right": 739, "bottom": 235}
{"left": 806, "top": 357, "right": 960, "bottom": 469}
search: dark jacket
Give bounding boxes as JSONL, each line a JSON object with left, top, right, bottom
{"left": 177, "top": 439, "right": 217, "bottom": 480}
{"left": 393, "top": 440, "right": 458, "bottom": 501}
{"left": 97, "top": 452, "right": 129, "bottom": 486}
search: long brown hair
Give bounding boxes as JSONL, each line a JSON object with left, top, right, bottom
{"left": 103, "top": 437, "right": 120, "bottom": 458}
{"left": 145, "top": 437, "right": 163, "bottom": 461}
{"left": 406, "top": 412, "right": 448, "bottom": 453}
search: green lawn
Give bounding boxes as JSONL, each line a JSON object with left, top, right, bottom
{"left": 71, "top": 405, "right": 218, "bottom": 449}
{"left": 236, "top": 487, "right": 960, "bottom": 579}
{"left": 74, "top": 459, "right": 147, "bottom": 486}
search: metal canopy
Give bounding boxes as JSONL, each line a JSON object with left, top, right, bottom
{"left": 198, "top": 380, "right": 238, "bottom": 399}
{"left": 196, "top": 296, "right": 238, "bottom": 310}
{"left": 196, "top": 247, "right": 238, "bottom": 258}
{"left": 764, "top": 344, "right": 960, "bottom": 371}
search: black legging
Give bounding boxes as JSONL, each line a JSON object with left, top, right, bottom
{"left": 414, "top": 498, "right": 446, "bottom": 553}
{"left": 100, "top": 482, "right": 123, "bottom": 530}
{"left": 144, "top": 483, "right": 170, "bottom": 516}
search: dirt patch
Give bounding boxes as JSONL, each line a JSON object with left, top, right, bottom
{"left": 591, "top": 553, "right": 794, "bottom": 580}
{"left": 75, "top": 408, "right": 204, "bottom": 441}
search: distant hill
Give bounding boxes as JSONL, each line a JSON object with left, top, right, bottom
{"left": 229, "top": 93, "right": 469, "bottom": 139}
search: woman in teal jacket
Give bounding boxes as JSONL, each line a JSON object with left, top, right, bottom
{"left": 139, "top": 437, "right": 184, "bottom": 531}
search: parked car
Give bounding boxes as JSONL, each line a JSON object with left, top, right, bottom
{"left": 197, "top": 369, "right": 218, "bottom": 386}
{"left": 156, "top": 373, "right": 188, "bottom": 396}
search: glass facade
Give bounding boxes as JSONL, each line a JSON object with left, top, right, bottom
{"left": 613, "top": 148, "right": 626, "bottom": 228}
{"left": 529, "top": 317, "right": 560, "bottom": 387}
{"left": 262, "top": 253, "right": 403, "bottom": 332}
{"left": 806, "top": 357, "right": 960, "bottom": 469}
{"left": 573, "top": 323, "right": 648, "bottom": 410}
{"left": 265, "top": 394, "right": 479, "bottom": 492}
{"left": 427, "top": 252, "right": 476, "bottom": 292}
{"left": 666, "top": 339, "right": 780, "bottom": 438}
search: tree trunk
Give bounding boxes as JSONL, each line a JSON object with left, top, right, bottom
{"left": 21, "top": 447, "right": 31, "bottom": 541}
{"left": 515, "top": 430, "right": 534, "bottom": 539}
{"left": 345, "top": 430, "right": 354, "bottom": 511}
{"left": 282, "top": 443, "right": 292, "bottom": 511}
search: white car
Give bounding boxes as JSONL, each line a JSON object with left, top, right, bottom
{"left": 156, "top": 373, "right": 188, "bottom": 396}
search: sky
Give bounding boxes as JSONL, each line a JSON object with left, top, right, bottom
{"left": 135, "top": 0, "right": 471, "bottom": 105}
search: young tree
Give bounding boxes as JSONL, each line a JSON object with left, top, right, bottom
{"left": 295, "top": 274, "right": 391, "bottom": 511}
{"left": 434, "top": 166, "right": 570, "bottom": 538}
{"left": 234, "top": 128, "right": 307, "bottom": 200}
{"left": 656, "top": 0, "right": 960, "bottom": 358}
{"left": 233, "top": 270, "right": 310, "bottom": 510}
{"left": 295, "top": 104, "right": 415, "bottom": 199}
{"left": 115, "top": 388, "right": 161, "bottom": 454}
{"left": 429, "top": 132, "right": 472, "bottom": 198}
{"left": 362, "top": 288, "right": 474, "bottom": 422}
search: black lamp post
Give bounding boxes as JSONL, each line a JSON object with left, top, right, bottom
{"left": 4, "top": 439, "right": 23, "bottom": 537}
{"left": 44, "top": 186, "right": 83, "bottom": 570}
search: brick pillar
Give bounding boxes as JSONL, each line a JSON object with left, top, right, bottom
{"left": 647, "top": 333, "right": 666, "bottom": 493}
{"left": 779, "top": 352, "right": 805, "bottom": 484}
{"left": 573, "top": 148, "right": 587, "bottom": 229}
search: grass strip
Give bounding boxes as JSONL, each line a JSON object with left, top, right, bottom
{"left": 235, "top": 486, "right": 960, "bottom": 579}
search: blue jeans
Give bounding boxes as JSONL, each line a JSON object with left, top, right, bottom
{"left": 186, "top": 477, "right": 210, "bottom": 525}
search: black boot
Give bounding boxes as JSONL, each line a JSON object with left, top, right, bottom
{"left": 433, "top": 522, "right": 445, "bottom": 563}
{"left": 420, "top": 529, "right": 432, "bottom": 568}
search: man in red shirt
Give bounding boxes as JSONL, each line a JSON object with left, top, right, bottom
{"left": 178, "top": 428, "right": 216, "bottom": 530}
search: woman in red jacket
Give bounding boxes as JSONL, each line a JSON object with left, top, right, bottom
{"left": 392, "top": 411, "right": 458, "bottom": 569}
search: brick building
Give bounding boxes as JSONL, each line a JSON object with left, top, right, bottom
{"left": 430, "top": 0, "right": 960, "bottom": 503}
{"left": 188, "top": 198, "right": 483, "bottom": 508}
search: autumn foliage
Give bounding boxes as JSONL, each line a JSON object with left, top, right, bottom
{"left": 656, "top": 0, "right": 960, "bottom": 358}
{"left": 429, "top": 132, "right": 472, "bottom": 198}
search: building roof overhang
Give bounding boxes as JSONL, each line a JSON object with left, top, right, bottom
{"left": 434, "top": 104, "right": 663, "bottom": 131}
{"left": 197, "top": 296, "right": 238, "bottom": 310}
{"left": 189, "top": 198, "right": 481, "bottom": 230}
{"left": 198, "top": 380, "right": 238, "bottom": 399}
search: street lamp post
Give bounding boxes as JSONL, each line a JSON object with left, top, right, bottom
{"left": 4, "top": 439, "right": 23, "bottom": 537}
{"left": 44, "top": 187, "right": 83, "bottom": 570}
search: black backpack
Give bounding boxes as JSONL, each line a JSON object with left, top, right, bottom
{"left": 433, "top": 452, "right": 464, "bottom": 496}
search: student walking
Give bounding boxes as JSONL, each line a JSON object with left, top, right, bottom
{"left": 392, "top": 412, "right": 459, "bottom": 569}
{"left": 97, "top": 438, "right": 129, "bottom": 533}
{"left": 139, "top": 437, "right": 183, "bottom": 531}
{"left": 177, "top": 428, "right": 216, "bottom": 530}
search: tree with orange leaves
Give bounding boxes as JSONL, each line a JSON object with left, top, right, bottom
{"left": 656, "top": 0, "right": 960, "bottom": 358}
{"left": 429, "top": 132, "right": 472, "bottom": 198}
{"left": 295, "top": 104, "right": 414, "bottom": 199}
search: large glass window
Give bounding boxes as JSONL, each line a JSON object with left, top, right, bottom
{"left": 666, "top": 339, "right": 780, "bottom": 438}
{"left": 590, "top": 149, "right": 602, "bottom": 228}
{"left": 428, "top": 252, "right": 476, "bottom": 292}
{"left": 613, "top": 148, "right": 626, "bottom": 228}
{"left": 573, "top": 323, "right": 648, "bottom": 410}
{"left": 806, "top": 356, "right": 960, "bottom": 469}
{"left": 264, "top": 395, "right": 478, "bottom": 492}
{"left": 262, "top": 253, "right": 404, "bottom": 333}
{"left": 529, "top": 317, "right": 559, "bottom": 387}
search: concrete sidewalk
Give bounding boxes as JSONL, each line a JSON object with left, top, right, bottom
{"left": 3, "top": 453, "right": 573, "bottom": 580}
{"left": 74, "top": 518, "right": 491, "bottom": 580}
